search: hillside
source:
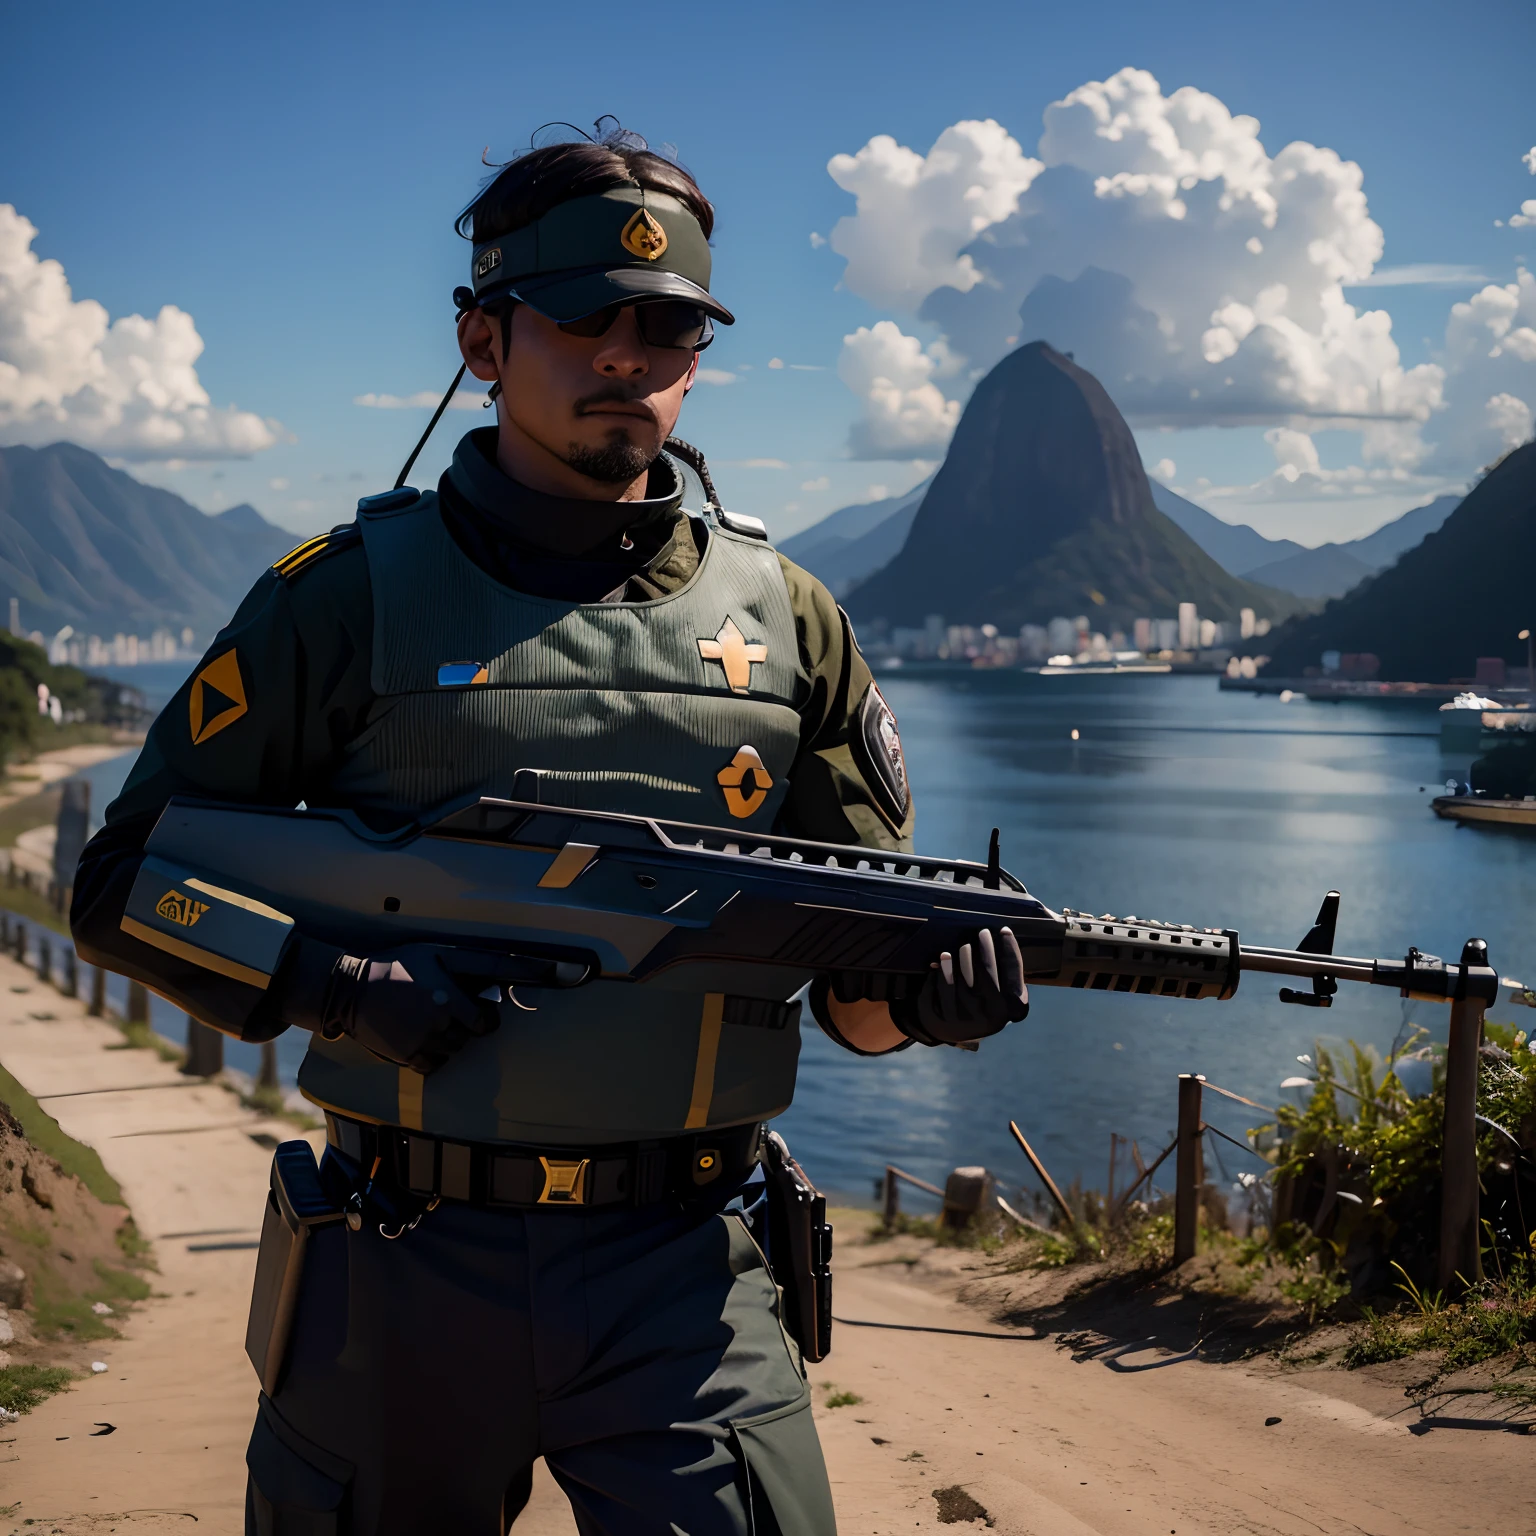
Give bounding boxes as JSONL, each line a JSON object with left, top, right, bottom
{"left": 779, "top": 479, "right": 929, "bottom": 596}
{"left": 1152, "top": 484, "right": 1459, "bottom": 598}
{"left": 0, "top": 443, "right": 296, "bottom": 643}
{"left": 845, "top": 343, "right": 1300, "bottom": 631}
{"left": 1150, "top": 484, "right": 1304, "bottom": 575}
{"left": 1261, "top": 443, "right": 1536, "bottom": 681}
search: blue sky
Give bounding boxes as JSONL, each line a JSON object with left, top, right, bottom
{"left": 2, "top": 0, "right": 1532, "bottom": 546}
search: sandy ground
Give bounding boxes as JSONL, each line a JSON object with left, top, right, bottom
{"left": 1, "top": 947, "right": 1533, "bottom": 1534}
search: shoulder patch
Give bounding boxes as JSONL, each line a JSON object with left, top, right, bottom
{"left": 271, "top": 523, "right": 362, "bottom": 582}
{"left": 716, "top": 509, "right": 768, "bottom": 541}
{"left": 851, "top": 681, "right": 910, "bottom": 831}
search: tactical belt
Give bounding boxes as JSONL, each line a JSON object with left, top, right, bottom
{"left": 324, "top": 1113, "right": 762, "bottom": 1210}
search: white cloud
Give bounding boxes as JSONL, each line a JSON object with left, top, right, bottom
{"left": 1424, "top": 268, "right": 1536, "bottom": 470}
{"left": 800, "top": 475, "right": 831, "bottom": 491}
{"left": 828, "top": 120, "right": 1042, "bottom": 312}
{"left": 1150, "top": 457, "right": 1176, "bottom": 480}
{"left": 865, "top": 484, "right": 890, "bottom": 501}
{"left": 268, "top": 477, "right": 290, "bottom": 492}
{"left": 809, "top": 232, "right": 827, "bottom": 249}
{"left": 1524, "top": 147, "right": 1536, "bottom": 176}
{"left": 695, "top": 368, "right": 737, "bottom": 386}
{"left": 824, "top": 69, "right": 1533, "bottom": 482}
{"left": 0, "top": 205, "right": 279, "bottom": 460}
{"left": 737, "top": 457, "right": 789, "bottom": 469}
{"left": 354, "top": 388, "right": 482, "bottom": 411}
{"left": 788, "top": 363, "right": 825, "bottom": 371}
{"left": 1509, "top": 200, "right": 1536, "bottom": 230}
{"left": 1265, "top": 427, "right": 1321, "bottom": 478}
{"left": 767, "top": 357, "right": 785, "bottom": 369}
{"left": 1349, "top": 264, "right": 1489, "bottom": 287}
{"left": 837, "top": 321, "right": 961, "bottom": 459}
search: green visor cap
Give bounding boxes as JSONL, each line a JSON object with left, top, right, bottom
{"left": 469, "top": 187, "right": 733, "bottom": 325}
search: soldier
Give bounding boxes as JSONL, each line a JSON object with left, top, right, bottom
{"left": 71, "top": 122, "right": 1028, "bottom": 1535}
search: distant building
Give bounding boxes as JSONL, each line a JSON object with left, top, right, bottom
{"left": 1047, "top": 616, "right": 1077, "bottom": 656}
{"left": 1133, "top": 617, "right": 1153, "bottom": 653}
{"left": 1155, "top": 617, "right": 1179, "bottom": 651}
{"left": 1020, "top": 624, "right": 1049, "bottom": 662}
{"left": 1240, "top": 607, "right": 1256, "bottom": 641}
{"left": 1178, "top": 602, "right": 1199, "bottom": 649}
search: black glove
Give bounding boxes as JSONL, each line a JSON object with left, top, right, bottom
{"left": 888, "top": 927, "right": 1028, "bottom": 1048}
{"left": 319, "top": 945, "right": 502, "bottom": 1074}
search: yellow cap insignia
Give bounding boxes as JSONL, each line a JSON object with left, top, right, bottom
{"left": 620, "top": 208, "right": 669, "bottom": 262}
{"left": 189, "top": 648, "right": 248, "bottom": 745}
{"left": 717, "top": 745, "right": 773, "bottom": 820}
{"left": 155, "top": 889, "right": 210, "bottom": 927}
{"left": 697, "top": 617, "right": 767, "bottom": 695}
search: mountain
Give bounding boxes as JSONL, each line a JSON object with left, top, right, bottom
{"left": 778, "top": 479, "right": 929, "bottom": 597}
{"left": 1240, "top": 544, "right": 1376, "bottom": 600}
{"left": 1346, "top": 493, "right": 1460, "bottom": 569}
{"left": 844, "top": 343, "right": 1301, "bottom": 631}
{"left": 1261, "top": 443, "right": 1536, "bottom": 682}
{"left": 1151, "top": 482, "right": 1459, "bottom": 599}
{"left": 1150, "top": 484, "right": 1305, "bottom": 576}
{"left": 0, "top": 442, "right": 297, "bottom": 642}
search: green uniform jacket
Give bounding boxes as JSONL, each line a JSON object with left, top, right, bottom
{"left": 70, "top": 442, "right": 914, "bottom": 1043}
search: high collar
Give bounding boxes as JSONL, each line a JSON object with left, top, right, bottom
{"left": 445, "top": 427, "right": 684, "bottom": 558}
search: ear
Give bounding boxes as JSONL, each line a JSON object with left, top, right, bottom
{"left": 683, "top": 353, "right": 700, "bottom": 394}
{"left": 458, "top": 308, "right": 502, "bottom": 384}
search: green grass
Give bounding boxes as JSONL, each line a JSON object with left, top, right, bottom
{"left": 822, "top": 1388, "right": 863, "bottom": 1408}
{"left": 0, "top": 1363, "right": 73, "bottom": 1414}
{"left": 0, "top": 786, "right": 60, "bottom": 850}
{"left": 0, "top": 1063, "right": 122, "bottom": 1205}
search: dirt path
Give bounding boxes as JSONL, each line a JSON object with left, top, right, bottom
{"left": 2, "top": 950, "right": 1532, "bottom": 1533}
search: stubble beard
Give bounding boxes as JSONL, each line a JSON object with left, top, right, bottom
{"left": 562, "top": 434, "right": 655, "bottom": 486}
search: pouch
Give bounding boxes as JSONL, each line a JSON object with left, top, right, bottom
{"left": 246, "top": 1141, "right": 345, "bottom": 1396}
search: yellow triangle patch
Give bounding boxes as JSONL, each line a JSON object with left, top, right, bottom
{"left": 189, "top": 648, "right": 248, "bottom": 745}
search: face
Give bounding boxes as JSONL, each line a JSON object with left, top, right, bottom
{"left": 459, "top": 300, "right": 699, "bottom": 496}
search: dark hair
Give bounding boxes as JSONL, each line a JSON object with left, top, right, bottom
{"left": 457, "top": 118, "right": 714, "bottom": 244}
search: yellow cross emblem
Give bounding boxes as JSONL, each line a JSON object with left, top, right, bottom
{"left": 697, "top": 618, "right": 767, "bottom": 695}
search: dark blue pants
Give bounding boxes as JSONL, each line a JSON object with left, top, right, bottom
{"left": 244, "top": 1154, "right": 836, "bottom": 1535}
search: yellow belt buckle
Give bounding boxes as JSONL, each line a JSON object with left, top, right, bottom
{"left": 537, "top": 1156, "right": 590, "bottom": 1205}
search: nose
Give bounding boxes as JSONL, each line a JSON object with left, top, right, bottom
{"left": 592, "top": 307, "right": 649, "bottom": 378}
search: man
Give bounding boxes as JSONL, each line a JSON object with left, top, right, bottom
{"left": 72, "top": 124, "right": 1027, "bottom": 1535}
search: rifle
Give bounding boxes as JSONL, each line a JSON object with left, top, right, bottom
{"left": 130, "top": 793, "right": 1502, "bottom": 1013}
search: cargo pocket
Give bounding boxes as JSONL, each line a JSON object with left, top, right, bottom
{"left": 730, "top": 1390, "right": 837, "bottom": 1536}
{"left": 246, "top": 1394, "right": 353, "bottom": 1536}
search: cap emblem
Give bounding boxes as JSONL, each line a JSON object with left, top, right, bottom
{"left": 475, "top": 247, "right": 502, "bottom": 280}
{"left": 620, "top": 208, "right": 669, "bottom": 262}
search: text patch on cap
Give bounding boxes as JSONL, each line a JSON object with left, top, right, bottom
{"left": 475, "top": 248, "right": 501, "bottom": 279}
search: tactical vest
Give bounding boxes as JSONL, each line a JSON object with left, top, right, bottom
{"left": 296, "top": 477, "right": 811, "bottom": 1146}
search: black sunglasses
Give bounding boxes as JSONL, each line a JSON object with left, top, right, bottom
{"left": 555, "top": 299, "right": 715, "bottom": 352}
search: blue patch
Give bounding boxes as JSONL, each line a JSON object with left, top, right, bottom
{"left": 437, "top": 662, "right": 490, "bottom": 687}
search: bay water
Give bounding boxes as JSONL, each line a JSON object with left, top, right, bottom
{"left": 64, "top": 669, "right": 1534, "bottom": 1205}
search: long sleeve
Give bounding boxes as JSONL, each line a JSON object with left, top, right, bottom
{"left": 70, "top": 535, "right": 375, "bottom": 1038}
{"left": 776, "top": 555, "right": 915, "bottom": 853}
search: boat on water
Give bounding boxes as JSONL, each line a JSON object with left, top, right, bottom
{"left": 1432, "top": 793, "right": 1536, "bottom": 828}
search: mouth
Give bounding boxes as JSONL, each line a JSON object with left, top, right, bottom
{"left": 575, "top": 396, "right": 657, "bottom": 424}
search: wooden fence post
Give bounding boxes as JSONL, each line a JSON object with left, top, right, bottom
{"left": 126, "top": 980, "right": 149, "bottom": 1024}
{"left": 35, "top": 934, "right": 50, "bottom": 985}
{"left": 12, "top": 923, "right": 25, "bottom": 964}
{"left": 1174, "top": 1074, "right": 1205, "bottom": 1264}
{"left": 88, "top": 965, "right": 106, "bottom": 1017}
{"left": 882, "top": 1166, "right": 900, "bottom": 1227}
{"left": 60, "top": 948, "right": 77, "bottom": 999}
{"left": 1439, "top": 939, "right": 1489, "bottom": 1295}
{"left": 182, "top": 1016, "right": 224, "bottom": 1077}
{"left": 258, "top": 1040, "right": 280, "bottom": 1094}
